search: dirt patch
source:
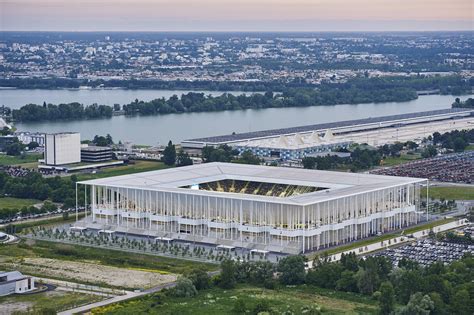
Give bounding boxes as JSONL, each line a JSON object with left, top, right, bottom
{"left": 12, "top": 257, "right": 177, "bottom": 289}
{"left": 0, "top": 300, "right": 33, "bottom": 314}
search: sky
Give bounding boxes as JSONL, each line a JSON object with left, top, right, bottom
{"left": 1, "top": 0, "right": 473, "bottom": 32}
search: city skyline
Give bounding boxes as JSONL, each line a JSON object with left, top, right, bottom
{"left": 1, "top": 0, "right": 473, "bottom": 32}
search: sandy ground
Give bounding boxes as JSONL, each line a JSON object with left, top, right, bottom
{"left": 12, "top": 257, "right": 177, "bottom": 289}
{"left": 0, "top": 290, "right": 61, "bottom": 314}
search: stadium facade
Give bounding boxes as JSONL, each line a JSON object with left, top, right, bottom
{"left": 77, "top": 163, "right": 427, "bottom": 254}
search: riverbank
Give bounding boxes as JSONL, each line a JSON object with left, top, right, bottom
{"left": 12, "top": 94, "right": 472, "bottom": 145}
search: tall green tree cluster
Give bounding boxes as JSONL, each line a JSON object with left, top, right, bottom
{"left": 306, "top": 253, "right": 474, "bottom": 315}
{"left": 0, "top": 172, "right": 81, "bottom": 209}
{"left": 432, "top": 129, "right": 474, "bottom": 153}
{"left": 12, "top": 102, "right": 113, "bottom": 122}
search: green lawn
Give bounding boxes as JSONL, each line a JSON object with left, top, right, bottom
{"left": 0, "top": 289, "right": 103, "bottom": 314}
{"left": 0, "top": 197, "right": 41, "bottom": 209}
{"left": 92, "top": 284, "right": 377, "bottom": 315}
{"left": 76, "top": 160, "right": 170, "bottom": 181}
{"left": 0, "top": 239, "right": 217, "bottom": 275}
{"left": 465, "top": 144, "right": 474, "bottom": 151}
{"left": 380, "top": 154, "right": 421, "bottom": 167}
{"left": 0, "top": 153, "right": 42, "bottom": 166}
{"left": 422, "top": 186, "right": 474, "bottom": 200}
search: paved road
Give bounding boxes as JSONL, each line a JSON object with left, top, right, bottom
{"left": 0, "top": 210, "right": 84, "bottom": 229}
{"left": 58, "top": 291, "right": 145, "bottom": 315}
{"left": 58, "top": 271, "right": 220, "bottom": 314}
{"left": 58, "top": 280, "right": 180, "bottom": 315}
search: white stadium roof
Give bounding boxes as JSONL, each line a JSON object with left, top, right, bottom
{"left": 79, "top": 162, "right": 425, "bottom": 206}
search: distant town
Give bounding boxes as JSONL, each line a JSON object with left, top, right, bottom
{"left": 1, "top": 32, "right": 473, "bottom": 88}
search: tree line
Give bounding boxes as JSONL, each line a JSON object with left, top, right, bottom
{"left": 1, "top": 74, "right": 471, "bottom": 94}
{"left": 432, "top": 129, "right": 474, "bottom": 153}
{"left": 0, "top": 78, "right": 307, "bottom": 91}
{"left": 302, "top": 147, "right": 382, "bottom": 172}
{"left": 143, "top": 251, "right": 473, "bottom": 315}
{"left": 452, "top": 97, "right": 474, "bottom": 109}
{"left": 12, "top": 102, "right": 113, "bottom": 122}
{"left": 0, "top": 172, "right": 81, "bottom": 210}
{"left": 9, "top": 76, "right": 473, "bottom": 123}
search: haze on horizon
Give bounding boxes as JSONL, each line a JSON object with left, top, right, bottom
{"left": 1, "top": 0, "right": 473, "bottom": 32}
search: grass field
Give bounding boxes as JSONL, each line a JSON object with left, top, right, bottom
{"left": 422, "top": 186, "right": 474, "bottom": 200}
{"left": 380, "top": 153, "right": 421, "bottom": 167}
{"left": 0, "top": 289, "right": 103, "bottom": 314}
{"left": 0, "top": 197, "right": 41, "bottom": 209}
{"left": 76, "top": 160, "right": 170, "bottom": 181}
{"left": 92, "top": 284, "right": 377, "bottom": 315}
{"left": 465, "top": 144, "right": 474, "bottom": 151}
{"left": 0, "top": 239, "right": 217, "bottom": 278}
{"left": 0, "top": 153, "right": 42, "bottom": 166}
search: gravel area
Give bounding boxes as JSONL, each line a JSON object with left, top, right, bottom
{"left": 12, "top": 257, "right": 177, "bottom": 289}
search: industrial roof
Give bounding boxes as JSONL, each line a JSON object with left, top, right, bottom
{"left": 79, "top": 163, "right": 425, "bottom": 206}
{"left": 185, "top": 108, "right": 473, "bottom": 144}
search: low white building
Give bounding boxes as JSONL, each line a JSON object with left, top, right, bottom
{"left": 15, "top": 132, "right": 46, "bottom": 146}
{"left": 0, "top": 271, "right": 35, "bottom": 296}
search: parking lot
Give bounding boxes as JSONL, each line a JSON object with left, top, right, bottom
{"left": 372, "top": 226, "right": 474, "bottom": 267}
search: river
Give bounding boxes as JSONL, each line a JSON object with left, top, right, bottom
{"left": 3, "top": 90, "right": 471, "bottom": 146}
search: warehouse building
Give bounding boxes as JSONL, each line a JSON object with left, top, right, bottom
{"left": 182, "top": 108, "right": 474, "bottom": 160}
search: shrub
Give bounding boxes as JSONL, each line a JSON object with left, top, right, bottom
{"left": 232, "top": 299, "right": 247, "bottom": 313}
{"left": 170, "top": 277, "right": 197, "bottom": 298}
{"left": 253, "top": 299, "right": 271, "bottom": 314}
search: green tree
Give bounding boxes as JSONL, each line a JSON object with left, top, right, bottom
{"left": 219, "top": 259, "right": 236, "bottom": 289}
{"left": 307, "top": 261, "right": 343, "bottom": 289}
{"left": 249, "top": 261, "right": 274, "bottom": 284}
{"left": 162, "top": 140, "right": 176, "bottom": 166}
{"left": 356, "top": 267, "right": 379, "bottom": 295}
{"left": 171, "top": 277, "right": 197, "bottom": 297}
{"left": 302, "top": 157, "right": 317, "bottom": 169}
{"left": 421, "top": 145, "right": 437, "bottom": 158}
{"left": 27, "top": 141, "right": 40, "bottom": 149}
{"left": 379, "top": 281, "right": 395, "bottom": 315}
{"left": 6, "top": 141, "right": 24, "bottom": 156}
{"left": 451, "top": 289, "right": 470, "bottom": 315}
{"left": 394, "top": 292, "right": 434, "bottom": 315}
{"left": 233, "top": 150, "right": 261, "bottom": 165}
{"left": 176, "top": 149, "right": 193, "bottom": 167}
{"left": 185, "top": 268, "right": 210, "bottom": 290}
{"left": 336, "top": 270, "right": 358, "bottom": 292}
{"left": 429, "top": 292, "right": 449, "bottom": 315}
{"left": 277, "top": 255, "right": 306, "bottom": 285}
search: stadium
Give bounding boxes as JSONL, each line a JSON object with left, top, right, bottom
{"left": 76, "top": 163, "right": 427, "bottom": 254}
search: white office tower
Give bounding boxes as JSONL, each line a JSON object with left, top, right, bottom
{"left": 45, "top": 133, "right": 81, "bottom": 165}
